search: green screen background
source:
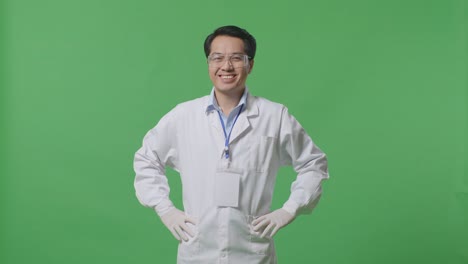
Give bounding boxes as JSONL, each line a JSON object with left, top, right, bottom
{"left": 1, "top": 0, "right": 467, "bottom": 263}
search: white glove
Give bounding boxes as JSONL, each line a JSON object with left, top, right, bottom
{"left": 160, "top": 208, "right": 197, "bottom": 242}
{"left": 252, "top": 209, "right": 295, "bottom": 238}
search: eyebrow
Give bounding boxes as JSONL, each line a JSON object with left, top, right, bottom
{"left": 210, "top": 52, "right": 245, "bottom": 56}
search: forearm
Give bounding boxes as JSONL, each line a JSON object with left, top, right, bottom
{"left": 283, "top": 170, "right": 326, "bottom": 216}
{"left": 134, "top": 142, "right": 175, "bottom": 216}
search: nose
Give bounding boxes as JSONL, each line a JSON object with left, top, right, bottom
{"left": 220, "top": 58, "right": 234, "bottom": 70}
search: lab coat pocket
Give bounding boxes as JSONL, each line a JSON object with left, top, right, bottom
{"left": 249, "top": 136, "right": 277, "bottom": 172}
{"left": 177, "top": 222, "right": 200, "bottom": 258}
{"left": 249, "top": 223, "right": 273, "bottom": 255}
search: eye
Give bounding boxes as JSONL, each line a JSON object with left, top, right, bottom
{"left": 211, "top": 56, "right": 224, "bottom": 62}
{"left": 231, "top": 55, "right": 243, "bottom": 62}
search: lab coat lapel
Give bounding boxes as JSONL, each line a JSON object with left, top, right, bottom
{"left": 229, "top": 115, "right": 249, "bottom": 144}
{"left": 229, "top": 95, "right": 259, "bottom": 144}
{"left": 208, "top": 111, "right": 226, "bottom": 150}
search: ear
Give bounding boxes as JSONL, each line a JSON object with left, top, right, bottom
{"left": 247, "top": 59, "right": 254, "bottom": 74}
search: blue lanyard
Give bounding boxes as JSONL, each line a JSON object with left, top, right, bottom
{"left": 217, "top": 105, "right": 244, "bottom": 159}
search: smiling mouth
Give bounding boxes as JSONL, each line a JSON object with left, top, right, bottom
{"left": 219, "top": 75, "right": 236, "bottom": 79}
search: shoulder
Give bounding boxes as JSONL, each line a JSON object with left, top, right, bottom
{"left": 167, "top": 95, "right": 209, "bottom": 116}
{"left": 250, "top": 95, "right": 303, "bottom": 129}
{"left": 176, "top": 95, "right": 209, "bottom": 109}
{"left": 250, "top": 95, "right": 287, "bottom": 115}
{"left": 152, "top": 95, "right": 208, "bottom": 127}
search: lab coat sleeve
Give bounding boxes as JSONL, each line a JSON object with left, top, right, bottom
{"left": 134, "top": 109, "right": 179, "bottom": 217}
{"left": 278, "top": 107, "right": 329, "bottom": 216}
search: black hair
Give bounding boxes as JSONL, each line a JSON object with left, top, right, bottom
{"left": 204, "top": 25, "right": 256, "bottom": 60}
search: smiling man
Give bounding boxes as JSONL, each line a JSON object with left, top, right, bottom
{"left": 134, "top": 25, "right": 329, "bottom": 264}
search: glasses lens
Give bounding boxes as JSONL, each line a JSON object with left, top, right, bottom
{"left": 208, "top": 54, "right": 248, "bottom": 68}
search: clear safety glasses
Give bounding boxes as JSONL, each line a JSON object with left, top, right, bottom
{"left": 207, "top": 53, "right": 251, "bottom": 69}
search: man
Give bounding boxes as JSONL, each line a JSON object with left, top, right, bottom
{"left": 134, "top": 25, "right": 329, "bottom": 264}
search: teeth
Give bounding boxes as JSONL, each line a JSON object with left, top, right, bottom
{"left": 221, "top": 75, "right": 234, "bottom": 79}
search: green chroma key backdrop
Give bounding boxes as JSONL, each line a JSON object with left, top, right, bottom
{"left": 1, "top": 0, "right": 466, "bottom": 263}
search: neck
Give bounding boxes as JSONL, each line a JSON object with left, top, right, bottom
{"left": 214, "top": 88, "right": 244, "bottom": 116}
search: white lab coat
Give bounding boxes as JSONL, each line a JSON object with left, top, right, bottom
{"left": 134, "top": 92, "right": 329, "bottom": 264}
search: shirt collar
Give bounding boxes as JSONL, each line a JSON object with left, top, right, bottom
{"left": 206, "top": 87, "right": 248, "bottom": 114}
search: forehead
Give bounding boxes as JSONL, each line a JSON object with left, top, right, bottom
{"left": 210, "top": 35, "right": 245, "bottom": 54}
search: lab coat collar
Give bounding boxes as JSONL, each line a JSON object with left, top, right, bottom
{"left": 205, "top": 87, "right": 249, "bottom": 115}
{"left": 204, "top": 87, "right": 258, "bottom": 117}
{"left": 243, "top": 90, "right": 259, "bottom": 117}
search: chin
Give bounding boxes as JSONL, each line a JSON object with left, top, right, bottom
{"left": 216, "top": 85, "right": 242, "bottom": 93}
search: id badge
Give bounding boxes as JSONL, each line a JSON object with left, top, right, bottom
{"left": 215, "top": 171, "right": 241, "bottom": 207}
